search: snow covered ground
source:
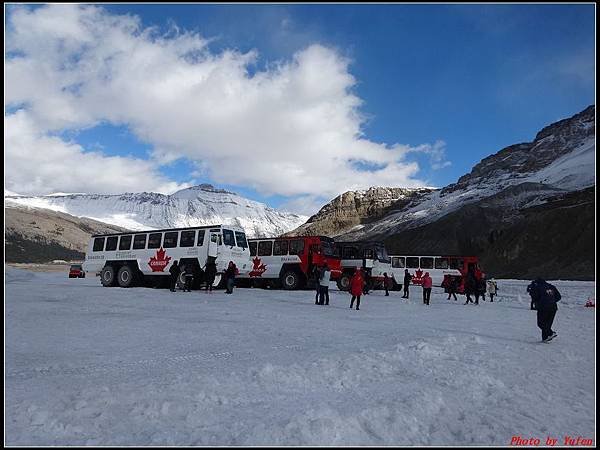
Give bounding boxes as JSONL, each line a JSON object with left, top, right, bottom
{"left": 5, "top": 266, "right": 596, "bottom": 446}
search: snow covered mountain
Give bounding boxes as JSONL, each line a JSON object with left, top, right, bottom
{"left": 289, "top": 105, "right": 595, "bottom": 279}
{"left": 5, "top": 184, "right": 308, "bottom": 238}
{"left": 344, "top": 105, "right": 595, "bottom": 239}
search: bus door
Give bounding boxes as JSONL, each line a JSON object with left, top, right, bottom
{"left": 209, "top": 233, "right": 221, "bottom": 258}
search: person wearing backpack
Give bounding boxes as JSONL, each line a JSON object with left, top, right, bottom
{"left": 527, "top": 278, "right": 561, "bottom": 342}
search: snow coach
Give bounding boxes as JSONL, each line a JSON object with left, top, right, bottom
{"left": 334, "top": 241, "right": 392, "bottom": 291}
{"left": 83, "top": 225, "right": 251, "bottom": 289}
{"left": 387, "top": 255, "right": 481, "bottom": 292}
{"left": 236, "top": 236, "right": 342, "bottom": 290}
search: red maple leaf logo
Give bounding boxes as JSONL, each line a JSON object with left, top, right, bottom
{"left": 248, "top": 257, "right": 267, "bottom": 277}
{"left": 412, "top": 269, "right": 424, "bottom": 285}
{"left": 148, "top": 247, "right": 172, "bottom": 272}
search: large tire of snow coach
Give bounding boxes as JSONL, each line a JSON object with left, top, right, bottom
{"left": 101, "top": 265, "right": 117, "bottom": 287}
{"left": 281, "top": 270, "right": 301, "bottom": 290}
{"left": 117, "top": 265, "right": 136, "bottom": 288}
{"left": 336, "top": 273, "right": 351, "bottom": 291}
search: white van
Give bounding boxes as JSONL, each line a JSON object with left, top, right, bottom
{"left": 83, "top": 225, "right": 251, "bottom": 288}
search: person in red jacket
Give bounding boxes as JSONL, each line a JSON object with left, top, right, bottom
{"left": 349, "top": 268, "right": 365, "bottom": 310}
{"left": 422, "top": 272, "right": 433, "bottom": 305}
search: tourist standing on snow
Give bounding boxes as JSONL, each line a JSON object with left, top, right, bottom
{"left": 319, "top": 264, "right": 331, "bottom": 306}
{"left": 528, "top": 278, "right": 561, "bottom": 342}
{"left": 422, "top": 272, "right": 433, "bottom": 305}
{"left": 183, "top": 264, "right": 194, "bottom": 292}
{"left": 204, "top": 260, "right": 217, "bottom": 292}
{"left": 169, "top": 260, "right": 180, "bottom": 292}
{"left": 464, "top": 267, "right": 477, "bottom": 305}
{"left": 487, "top": 278, "right": 498, "bottom": 302}
{"left": 314, "top": 265, "right": 323, "bottom": 305}
{"left": 350, "top": 268, "right": 365, "bottom": 310}
{"left": 402, "top": 269, "right": 412, "bottom": 298}
{"left": 225, "top": 261, "right": 237, "bottom": 294}
{"left": 383, "top": 272, "right": 392, "bottom": 296}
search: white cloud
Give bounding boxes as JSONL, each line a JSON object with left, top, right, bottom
{"left": 4, "top": 111, "right": 190, "bottom": 195}
{"left": 5, "top": 4, "right": 448, "bottom": 201}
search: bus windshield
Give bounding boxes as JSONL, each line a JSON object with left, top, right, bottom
{"left": 376, "top": 245, "right": 390, "bottom": 263}
{"left": 321, "top": 241, "right": 339, "bottom": 258}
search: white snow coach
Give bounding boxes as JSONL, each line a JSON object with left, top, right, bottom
{"left": 387, "top": 255, "right": 481, "bottom": 290}
{"left": 83, "top": 225, "right": 251, "bottom": 288}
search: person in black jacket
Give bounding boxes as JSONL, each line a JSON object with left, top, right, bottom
{"left": 402, "top": 269, "right": 412, "bottom": 298}
{"left": 527, "top": 278, "right": 561, "bottom": 342}
{"left": 225, "top": 261, "right": 237, "bottom": 294}
{"left": 464, "top": 268, "right": 477, "bottom": 305}
{"left": 204, "top": 260, "right": 217, "bottom": 292}
{"left": 169, "top": 260, "right": 180, "bottom": 292}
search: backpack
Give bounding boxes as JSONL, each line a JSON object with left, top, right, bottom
{"left": 540, "top": 282, "right": 561, "bottom": 304}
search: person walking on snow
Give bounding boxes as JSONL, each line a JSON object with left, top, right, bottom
{"left": 204, "top": 259, "right": 217, "bottom": 293}
{"left": 319, "top": 264, "right": 331, "bottom": 305}
{"left": 443, "top": 276, "right": 458, "bottom": 300}
{"left": 169, "top": 260, "right": 180, "bottom": 292}
{"left": 402, "top": 269, "right": 412, "bottom": 298}
{"left": 527, "top": 278, "right": 561, "bottom": 342}
{"left": 349, "top": 268, "right": 365, "bottom": 310}
{"left": 464, "top": 267, "right": 477, "bottom": 305}
{"left": 486, "top": 278, "right": 498, "bottom": 302}
{"left": 422, "top": 272, "right": 433, "bottom": 305}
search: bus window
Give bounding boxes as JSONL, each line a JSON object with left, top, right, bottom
{"left": 343, "top": 246, "right": 357, "bottom": 259}
{"left": 392, "top": 257, "right": 405, "bottom": 268}
{"left": 364, "top": 249, "right": 374, "bottom": 259}
{"left": 449, "top": 258, "right": 464, "bottom": 270}
{"left": 133, "top": 234, "right": 147, "bottom": 250}
{"left": 197, "top": 230, "right": 205, "bottom": 246}
{"left": 223, "top": 229, "right": 235, "bottom": 246}
{"left": 273, "top": 240, "right": 289, "bottom": 256}
{"left": 105, "top": 236, "right": 118, "bottom": 251}
{"left": 235, "top": 231, "right": 248, "bottom": 248}
{"left": 376, "top": 246, "right": 390, "bottom": 263}
{"left": 420, "top": 257, "right": 434, "bottom": 269}
{"left": 180, "top": 230, "right": 196, "bottom": 247}
{"left": 289, "top": 239, "right": 304, "bottom": 255}
{"left": 249, "top": 241, "right": 257, "bottom": 256}
{"left": 258, "top": 241, "right": 273, "bottom": 256}
{"left": 322, "top": 241, "right": 338, "bottom": 257}
{"left": 93, "top": 237, "right": 105, "bottom": 252}
{"left": 406, "top": 257, "right": 419, "bottom": 268}
{"left": 435, "top": 257, "right": 449, "bottom": 269}
{"left": 210, "top": 234, "right": 222, "bottom": 245}
{"left": 119, "top": 235, "right": 132, "bottom": 251}
{"left": 163, "top": 232, "right": 178, "bottom": 248}
{"left": 148, "top": 233, "right": 162, "bottom": 249}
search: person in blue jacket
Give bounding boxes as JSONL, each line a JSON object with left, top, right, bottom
{"left": 527, "top": 278, "right": 561, "bottom": 342}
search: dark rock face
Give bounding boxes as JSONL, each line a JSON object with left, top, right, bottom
{"left": 286, "top": 187, "right": 434, "bottom": 237}
{"left": 381, "top": 186, "right": 595, "bottom": 280}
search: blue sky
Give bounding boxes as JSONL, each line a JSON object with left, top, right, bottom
{"left": 5, "top": 4, "right": 595, "bottom": 213}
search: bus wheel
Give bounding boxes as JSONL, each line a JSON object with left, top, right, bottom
{"left": 101, "top": 265, "right": 117, "bottom": 287}
{"left": 117, "top": 265, "right": 135, "bottom": 288}
{"left": 281, "top": 271, "right": 300, "bottom": 290}
{"left": 336, "top": 274, "right": 351, "bottom": 291}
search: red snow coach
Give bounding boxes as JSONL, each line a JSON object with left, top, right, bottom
{"left": 237, "top": 236, "right": 342, "bottom": 290}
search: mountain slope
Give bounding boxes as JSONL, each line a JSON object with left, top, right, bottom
{"left": 288, "top": 105, "right": 595, "bottom": 279}
{"left": 5, "top": 184, "right": 307, "bottom": 238}
{"left": 5, "top": 203, "right": 128, "bottom": 263}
